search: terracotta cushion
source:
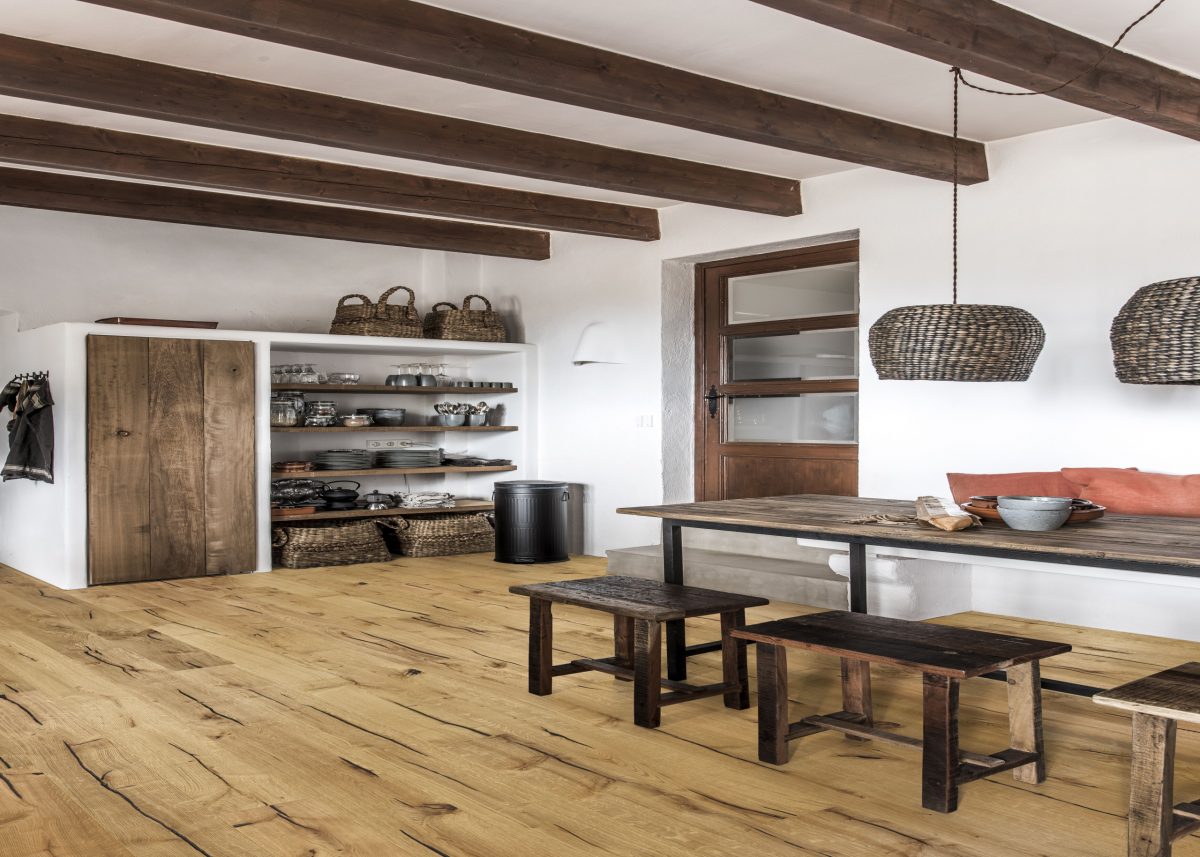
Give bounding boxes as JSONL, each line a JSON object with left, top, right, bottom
{"left": 946, "top": 471, "right": 1077, "bottom": 505}
{"left": 1062, "top": 469, "right": 1200, "bottom": 518}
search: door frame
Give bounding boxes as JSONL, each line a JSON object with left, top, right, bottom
{"left": 693, "top": 240, "right": 860, "bottom": 501}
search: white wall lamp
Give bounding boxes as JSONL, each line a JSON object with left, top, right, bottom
{"left": 572, "top": 322, "right": 629, "bottom": 365}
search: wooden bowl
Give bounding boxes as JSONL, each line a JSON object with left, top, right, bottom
{"left": 963, "top": 499, "right": 1105, "bottom": 526}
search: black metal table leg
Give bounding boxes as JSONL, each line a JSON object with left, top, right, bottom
{"left": 849, "top": 541, "right": 868, "bottom": 614}
{"left": 662, "top": 521, "right": 687, "bottom": 680}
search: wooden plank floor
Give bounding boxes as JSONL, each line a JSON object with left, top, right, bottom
{"left": 1, "top": 554, "right": 1199, "bottom": 856}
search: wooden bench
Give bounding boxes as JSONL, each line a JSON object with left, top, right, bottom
{"left": 730, "top": 610, "right": 1072, "bottom": 812}
{"left": 1094, "top": 663, "right": 1200, "bottom": 857}
{"left": 509, "top": 576, "right": 768, "bottom": 728}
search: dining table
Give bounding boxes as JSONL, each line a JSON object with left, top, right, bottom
{"left": 617, "top": 494, "right": 1200, "bottom": 696}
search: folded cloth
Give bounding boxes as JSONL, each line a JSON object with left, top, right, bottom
{"left": 397, "top": 491, "right": 455, "bottom": 509}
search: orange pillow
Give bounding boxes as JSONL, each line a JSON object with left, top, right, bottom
{"left": 946, "top": 471, "right": 1076, "bottom": 505}
{"left": 1064, "top": 470, "right": 1200, "bottom": 518}
{"left": 1060, "top": 467, "right": 1139, "bottom": 494}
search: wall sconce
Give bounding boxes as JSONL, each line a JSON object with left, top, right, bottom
{"left": 572, "top": 322, "right": 629, "bottom": 365}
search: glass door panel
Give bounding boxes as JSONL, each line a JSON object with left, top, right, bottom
{"left": 729, "top": 328, "right": 858, "bottom": 382}
{"left": 726, "top": 261, "right": 857, "bottom": 324}
{"left": 727, "top": 393, "right": 858, "bottom": 444}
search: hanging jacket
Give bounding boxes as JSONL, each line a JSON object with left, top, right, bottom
{"left": 2, "top": 376, "right": 54, "bottom": 483}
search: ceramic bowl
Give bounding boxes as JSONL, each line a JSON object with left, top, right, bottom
{"left": 433, "top": 414, "right": 467, "bottom": 427}
{"left": 997, "top": 506, "right": 1072, "bottom": 531}
{"left": 997, "top": 495, "right": 1073, "bottom": 512}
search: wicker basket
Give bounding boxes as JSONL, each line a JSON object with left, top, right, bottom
{"left": 1111, "top": 276, "right": 1200, "bottom": 384}
{"left": 386, "top": 512, "right": 495, "bottom": 558}
{"left": 868, "top": 303, "right": 1045, "bottom": 382}
{"left": 423, "top": 295, "right": 507, "bottom": 343}
{"left": 272, "top": 519, "right": 395, "bottom": 568}
{"left": 330, "top": 286, "right": 422, "bottom": 338}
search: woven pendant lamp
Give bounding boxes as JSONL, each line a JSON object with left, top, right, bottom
{"left": 868, "top": 69, "right": 1045, "bottom": 382}
{"left": 1111, "top": 276, "right": 1200, "bottom": 384}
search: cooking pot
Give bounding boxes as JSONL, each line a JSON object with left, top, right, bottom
{"left": 361, "top": 490, "right": 394, "bottom": 510}
{"left": 321, "top": 480, "right": 361, "bottom": 503}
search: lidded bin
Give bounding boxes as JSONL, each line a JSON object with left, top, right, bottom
{"left": 493, "top": 480, "right": 569, "bottom": 564}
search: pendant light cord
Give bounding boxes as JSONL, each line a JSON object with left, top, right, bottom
{"left": 951, "top": 66, "right": 960, "bottom": 305}
{"left": 955, "top": 0, "right": 1169, "bottom": 97}
{"left": 947, "top": 0, "right": 1168, "bottom": 304}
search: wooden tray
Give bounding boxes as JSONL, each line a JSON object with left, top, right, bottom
{"left": 962, "top": 499, "right": 1106, "bottom": 525}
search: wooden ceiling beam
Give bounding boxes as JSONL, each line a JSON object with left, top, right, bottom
{"left": 81, "top": 0, "right": 987, "bottom": 185}
{"left": 0, "top": 35, "right": 802, "bottom": 216}
{"left": 0, "top": 115, "right": 659, "bottom": 241}
{"left": 751, "top": 0, "right": 1200, "bottom": 140}
{"left": 0, "top": 166, "right": 551, "bottom": 258}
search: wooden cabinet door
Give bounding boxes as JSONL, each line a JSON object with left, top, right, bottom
{"left": 87, "top": 335, "right": 256, "bottom": 584}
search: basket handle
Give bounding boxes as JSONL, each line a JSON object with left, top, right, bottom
{"left": 378, "top": 285, "right": 415, "bottom": 308}
{"left": 272, "top": 529, "right": 288, "bottom": 547}
{"left": 431, "top": 302, "right": 456, "bottom": 312}
{"left": 462, "top": 294, "right": 492, "bottom": 311}
{"left": 336, "top": 293, "right": 373, "bottom": 309}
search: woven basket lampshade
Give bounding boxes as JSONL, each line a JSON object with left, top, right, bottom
{"left": 1111, "top": 276, "right": 1200, "bottom": 384}
{"left": 869, "top": 303, "right": 1046, "bottom": 381}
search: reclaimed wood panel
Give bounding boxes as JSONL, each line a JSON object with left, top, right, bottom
{"left": 148, "top": 338, "right": 206, "bottom": 581}
{"left": 202, "top": 340, "right": 256, "bottom": 576}
{"left": 86, "top": 335, "right": 150, "bottom": 585}
{"left": 619, "top": 494, "right": 1200, "bottom": 570}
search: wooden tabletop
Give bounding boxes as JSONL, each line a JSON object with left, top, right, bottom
{"left": 618, "top": 495, "right": 1200, "bottom": 572}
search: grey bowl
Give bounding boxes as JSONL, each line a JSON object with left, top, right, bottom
{"left": 997, "top": 495, "right": 1073, "bottom": 511}
{"left": 433, "top": 414, "right": 467, "bottom": 427}
{"left": 998, "top": 506, "right": 1072, "bottom": 531}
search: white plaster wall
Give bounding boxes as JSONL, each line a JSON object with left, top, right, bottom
{"left": 473, "top": 117, "right": 1200, "bottom": 555}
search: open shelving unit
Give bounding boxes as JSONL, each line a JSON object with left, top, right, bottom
{"left": 269, "top": 333, "right": 535, "bottom": 537}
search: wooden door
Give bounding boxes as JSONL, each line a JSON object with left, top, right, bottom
{"left": 696, "top": 241, "right": 859, "bottom": 501}
{"left": 87, "top": 335, "right": 256, "bottom": 584}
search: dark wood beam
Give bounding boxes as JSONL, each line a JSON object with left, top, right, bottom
{"left": 0, "top": 36, "right": 801, "bottom": 215}
{"left": 0, "top": 115, "right": 659, "bottom": 241}
{"left": 751, "top": 0, "right": 1200, "bottom": 141}
{"left": 80, "top": 0, "right": 987, "bottom": 185}
{"left": 0, "top": 166, "right": 550, "bottom": 258}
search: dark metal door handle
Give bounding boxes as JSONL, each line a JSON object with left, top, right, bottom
{"left": 703, "top": 386, "right": 723, "bottom": 418}
{"left": 115, "top": 430, "right": 131, "bottom": 437}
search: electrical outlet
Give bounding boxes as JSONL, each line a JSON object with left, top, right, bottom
{"left": 366, "top": 439, "right": 401, "bottom": 449}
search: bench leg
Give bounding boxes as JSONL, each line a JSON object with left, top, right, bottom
{"left": 1128, "top": 712, "right": 1177, "bottom": 857}
{"left": 757, "top": 643, "right": 790, "bottom": 765}
{"left": 666, "top": 619, "right": 687, "bottom": 681}
{"left": 528, "top": 598, "right": 553, "bottom": 696}
{"left": 614, "top": 615, "right": 634, "bottom": 681}
{"left": 841, "top": 657, "right": 873, "bottom": 731}
{"left": 1006, "top": 661, "right": 1046, "bottom": 783}
{"left": 720, "top": 609, "right": 750, "bottom": 710}
{"left": 633, "top": 619, "right": 662, "bottom": 728}
{"left": 922, "top": 673, "right": 961, "bottom": 813}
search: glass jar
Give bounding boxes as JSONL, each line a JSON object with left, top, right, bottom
{"left": 304, "top": 400, "right": 338, "bottom": 427}
{"left": 270, "top": 399, "right": 302, "bottom": 427}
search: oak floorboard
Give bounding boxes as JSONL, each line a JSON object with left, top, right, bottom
{"left": 1, "top": 555, "right": 1199, "bottom": 855}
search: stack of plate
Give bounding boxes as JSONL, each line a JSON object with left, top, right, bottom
{"left": 376, "top": 447, "right": 442, "bottom": 468}
{"left": 314, "top": 449, "right": 373, "bottom": 470}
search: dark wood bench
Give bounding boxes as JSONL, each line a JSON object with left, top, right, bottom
{"left": 1094, "top": 663, "right": 1200, "bottom": 857}
{"left": 509, "top": 575, "right": 768, "bottom": 728}
{"left": 730, "top": 610, "right": 1072, "bottom": 812}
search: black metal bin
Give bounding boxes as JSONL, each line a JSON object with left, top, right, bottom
{"left": 493, "top": 480, "right": 569, "bottom": 563}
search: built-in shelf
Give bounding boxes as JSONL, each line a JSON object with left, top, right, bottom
{"left": 271, "top": 499, "right": 494, "bottom": 523}
{"left": 271, "top": 465, "right": 516, "bottom": 478}
{"left": 271, "top": 384, "right": 517, "bottom": 394}
{"left": 271, "top": 425, "right": 518, "bottom": 433}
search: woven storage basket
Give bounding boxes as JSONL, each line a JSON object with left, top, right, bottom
{"left": 272, "top": 519, "right": 394, "bottom": 568}
{"left": 386, "top": 512, "right": 495, "bottom": 558}
{"left": 330, "top": 286, "right": 422, "bottom": 338}
{"left": 1111, "top": 276, "right": 1200, "bottom": 384}
{"left": 423, "top": 294, "right": 507, "bottom": 342}
{"left": 868, "top": 303, "right": 1045, "bottom": 382}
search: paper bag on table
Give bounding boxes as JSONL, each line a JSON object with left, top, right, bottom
{"left": 915, "top": 496, "right": 980, "bottom": 531}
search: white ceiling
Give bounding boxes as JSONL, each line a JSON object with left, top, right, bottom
{"left": 0, "top": 0, "right": 1191, "bottom": 209}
